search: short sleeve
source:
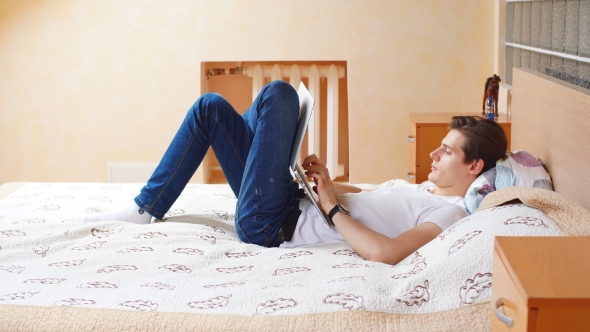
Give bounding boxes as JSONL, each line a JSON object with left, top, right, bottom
{"left": 418, "top": 203, "right": 468, "bottom": 231}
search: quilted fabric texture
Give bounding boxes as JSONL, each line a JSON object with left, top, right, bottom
{"left": 465, "top": 150, "right": 553, "bottom": 214}
{"left": 0, "top": 182, "right": 561, "bottom": 321}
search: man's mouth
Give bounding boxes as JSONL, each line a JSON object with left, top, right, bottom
{"left": 431, "top": 165, "right": 437, "bottom": 171}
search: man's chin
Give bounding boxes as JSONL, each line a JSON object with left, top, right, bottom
{"left": 427, "top": 173, "right": 436, "bottom": 183}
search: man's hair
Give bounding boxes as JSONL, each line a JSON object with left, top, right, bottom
{"left": 448, "top": 116, "right": 507, "bottom": 175}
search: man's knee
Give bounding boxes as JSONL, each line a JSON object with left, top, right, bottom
{"left": 260, "top": 81, "right": 299, "bottom": 119}
{"left": 191, "top": 92, "right": 229, "bottom": 117}
{"left": 264, "top": 80, "right": 297, "bottom": 100}
{"left": 197, "top": 92, "right": 226, "bottom": 108}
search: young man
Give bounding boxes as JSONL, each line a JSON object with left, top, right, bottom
{"left": 300, "top": 116, "right": 507, "bottom": 265}
{"left": 85, "top": 81, "right": 507, "bottom": 265}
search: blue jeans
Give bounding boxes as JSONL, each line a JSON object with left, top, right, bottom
{"left": 135, "top": 81, "right": 300, "bottom": 247}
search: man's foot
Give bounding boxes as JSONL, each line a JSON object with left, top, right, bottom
{"left": 82, "top": 202, "right": 152, "bottom": 224}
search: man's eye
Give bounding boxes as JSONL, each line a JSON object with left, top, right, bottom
{"left": 445, "top": 150, "right": 451, "bottom": 154}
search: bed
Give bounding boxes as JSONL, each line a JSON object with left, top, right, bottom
{"left": 1, "top": 68, "right": 590, "bottom": 331}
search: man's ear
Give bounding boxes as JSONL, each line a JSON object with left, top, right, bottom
{"left": 469, "top": 159, "right": 484, "bottom": 175}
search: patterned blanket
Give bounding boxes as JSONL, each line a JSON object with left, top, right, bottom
{"left": 2, "top": 182, "right": 582, "bottom": 331}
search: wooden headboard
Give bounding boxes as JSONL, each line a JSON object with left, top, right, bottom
{"left": 511, "top": 68, "right": 590, "bottom": 209}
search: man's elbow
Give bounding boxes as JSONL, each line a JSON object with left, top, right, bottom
{"left": 363, "top": 247, "right": 401, "bottom": 265}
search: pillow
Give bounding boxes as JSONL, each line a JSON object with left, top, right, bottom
{"left": 464, "top": 150, "right": 553, "bottom": 214}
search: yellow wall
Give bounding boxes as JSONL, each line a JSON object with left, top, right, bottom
{"left": 0, "top": 0, "right": 494, "bottom": 184}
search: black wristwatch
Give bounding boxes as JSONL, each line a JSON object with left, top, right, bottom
{"left": 327, "top": 204, "right": 350, "bottom": 225}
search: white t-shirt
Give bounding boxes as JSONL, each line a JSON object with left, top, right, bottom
{"left": 279, "top": 184, "right": 468, "bottom": 248}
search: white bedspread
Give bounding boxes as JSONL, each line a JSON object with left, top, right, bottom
{"left": 0, "top": 182, "right": 561, "bottom": 316}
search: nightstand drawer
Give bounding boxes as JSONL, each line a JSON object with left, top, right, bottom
{"left": 491, "top": 248, "right": 536, "bottom": 331}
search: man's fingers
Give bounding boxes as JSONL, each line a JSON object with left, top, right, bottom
{"left": 302, "top": 154, "right": 325, "bottom": 168}
{"left": 302, "top": 154, "right": 317, "bottom": 165}
{"left": 305, "top": 164, "right": 326, "bottom": 171}
{"left": 305, "top": 165, "right": 331, "bottom": 181}
{"left": 308, "top": 171, "right": 320, "bottom": 183}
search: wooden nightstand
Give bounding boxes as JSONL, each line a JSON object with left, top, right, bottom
{"left": 407, "top": 113, "right": 511, "bottom": 184}
{"left": 491, "top": 236, "right": 590, "bottom": 331}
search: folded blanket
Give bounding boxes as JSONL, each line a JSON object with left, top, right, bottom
{"left": 477, "top": 186, "right": 590, "bottom": 236}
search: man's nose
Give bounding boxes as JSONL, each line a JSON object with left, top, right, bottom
{"left": 430, "top": 148, "right": 440, "bottom": 160}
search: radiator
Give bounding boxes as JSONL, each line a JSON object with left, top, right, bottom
{"left": 245, "top": 63, "right": 345, "bottom": 179}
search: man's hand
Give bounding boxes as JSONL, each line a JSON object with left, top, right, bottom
{"left": 301, "top": 154, "right": 338, "bottom": 213}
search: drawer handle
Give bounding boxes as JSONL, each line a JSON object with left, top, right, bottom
{"left": 494, "top": 297, "right": 514, "bottom": 327}
{"left": 407, "top": 173, "right": 415, "bottom": 180}
{"left": 407, "top": 136, "right": 415, "bottom": 143}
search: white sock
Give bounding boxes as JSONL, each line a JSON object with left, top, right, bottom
{"left": 82, "top": 202, "right": 152, "bottom": 224}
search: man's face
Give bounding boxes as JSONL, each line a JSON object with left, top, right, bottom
{"left": 428, "top": 129, "right": 476, "bottom": 189}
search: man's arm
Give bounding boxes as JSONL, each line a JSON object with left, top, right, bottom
{"left": 332, "top": 182, "right": 363, "bottom": 195}
{"left": 330, "top": 213, "right": 442, "bottom": 265}
{"left": 302, "top": 154, "right": 442, "bottom": 265}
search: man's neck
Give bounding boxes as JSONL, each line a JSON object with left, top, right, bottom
{"left": 429, "top": 185, "right": 468, "bottom": 197}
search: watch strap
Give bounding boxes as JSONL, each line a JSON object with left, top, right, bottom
{"left": 328, "top": 204, "right": 349, "bottom": 225}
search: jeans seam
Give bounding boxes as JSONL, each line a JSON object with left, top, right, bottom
{"left": 135, "top": 196, "right": 163, "bottom": 220}
{"left": 203, "top": 113, "right": 247, "bottom": 168}
{"left": 236, "top": 220, "right": 253, "bottom": 244}
{"left": 146, "top": 123, "right": 200, "bottom": 219}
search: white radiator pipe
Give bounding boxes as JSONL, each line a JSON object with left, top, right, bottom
{"left": 270, "top": 63, "right": 282, "bottom": 82}
{"left": 251, "top": 64, "right": 264, "bottom": 102}
{"left": 289, "top": 64, "right": 301, "bottom": 91}
{"left": 327, "top": 64, "right": 339, "bottom": 180}
{"left": 307, "top": 64, "right": 321, "bottom": 159}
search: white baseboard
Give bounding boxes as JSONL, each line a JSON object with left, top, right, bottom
{"left": 107, "top": 162, "right": 158, "bottom": 183}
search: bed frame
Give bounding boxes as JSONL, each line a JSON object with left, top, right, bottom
{"left": 511, "top": 68, "right": 590, "bottom": 210}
